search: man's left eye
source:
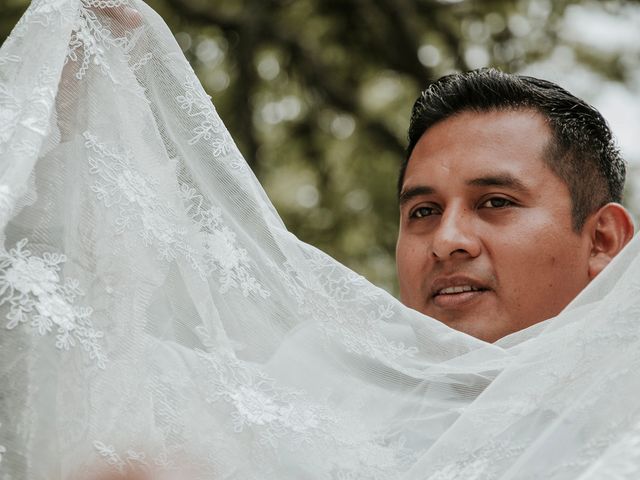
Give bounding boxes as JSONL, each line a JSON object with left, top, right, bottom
{"left": 481, "top": 197, "right": 512, "bottom": 208}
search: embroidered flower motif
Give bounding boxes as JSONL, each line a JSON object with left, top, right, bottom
{"left": 230, "top": 386, "right": 286, "bottom": 431}
{"left": 0, "top": 64, "right": 56, "bottom": 152}
{"left": 30, "top": 0, "right": 73, "bottom": 17}
{"left": 176, "top": 77, "right": 245, "bottom": 173}
{"left": 427, "top": 457, "right": 491, "bottom": 480}
{"left": 0, "top": 239, "right": 107, "bottom": 368}
{"left": 0, "top": 84, "right": 21, "bottom": 148}
{"left": 180, "top": 185, "right": 269, "bottom": 298}
{"left": 0, "top": 54, "right": 21, "bottom": 66}
{"left": 67, "top": 13, "right": 108, "bottom": 79}
{"left": 271, "top": 254, "right": 418, "bottom": 363}
{"left": 176, "top": 77, "right": 223, "bottom": 145}
{"left": 84, "top": 131, "right": 192, "bottom": 264}
{"left": 196, "top": 349, "right": 320, "bottom": 439}
{"left": 64, "top": 1, "right": 151, "bottom": 81}
{"left": 93, "top": 441, "right": 127, "bottom": 473}
{"left": 6, "top": 0, "right": 74, "bottom": 41}
{"left": 93, "top": 441, "right": 177, "bottom": 475}
{"left": 85, "top": 132, "right": 269, "bottom": 298}
{"left": 5, "top": 256, "right": 58, "bottom": 296}
{"left": 195, "top": 346, "right": 412, "bottom": 477}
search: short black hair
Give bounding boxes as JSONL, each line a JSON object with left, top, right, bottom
{"left": 400, "top": 68, "right": 625, "bottom": 230}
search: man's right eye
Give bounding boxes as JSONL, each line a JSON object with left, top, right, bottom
{"left": 410, "top": 206, "right": 438, "bottom": 218}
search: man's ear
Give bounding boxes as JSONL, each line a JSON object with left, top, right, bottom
{"left": 588, "top": 203, "right": 635, "bottom": 279}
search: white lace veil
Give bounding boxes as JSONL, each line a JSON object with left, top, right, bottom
{"left": 1, "top": 1, "right": 640, "bottom": 478}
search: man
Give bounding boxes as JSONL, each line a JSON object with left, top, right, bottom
{"left": 395, "top": 68, "right": 635, "bottom": 343}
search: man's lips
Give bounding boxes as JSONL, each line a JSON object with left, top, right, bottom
{"left": 430, "top": 276, "right": 491, "bottom": 309}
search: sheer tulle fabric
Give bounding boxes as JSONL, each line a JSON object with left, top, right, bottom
{"left": 1, "top": 1, "right": 640, "bottom": 478}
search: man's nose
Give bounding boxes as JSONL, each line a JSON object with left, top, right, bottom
{"left": 431, "top": 207, "right": 481, "bottom": 259}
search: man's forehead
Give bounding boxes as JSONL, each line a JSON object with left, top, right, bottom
{"left": 400, "top": 109, "right": 553, "bottom": 197}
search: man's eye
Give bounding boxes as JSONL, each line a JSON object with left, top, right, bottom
{"left": 410, "top": 206, "right": 438, "bottom": 218}
{"left": 481, "top": 197, "right": 512, "bottom": 208}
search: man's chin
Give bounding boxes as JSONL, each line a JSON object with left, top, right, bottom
{"left": 456, "top": 321, "right": 508, "bottom": 343}
{"left": 423, "top": 295, "right": 507, "bottom": 342}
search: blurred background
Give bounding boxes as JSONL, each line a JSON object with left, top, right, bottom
{"left": 1, "top": 0, "right": 639, "bottom": 293}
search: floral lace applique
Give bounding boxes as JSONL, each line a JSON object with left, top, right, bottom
{"left": 195, "top": 340, "right": 411, "bottom": 478}
{"left": 0, "top": 83, "right": 20, "bottom": 137}
{"left": 0, "top": 54, "right": 20, "bottom": 67}
{"left": 9, "top": 0, "right": 75, "bottom": 39}
{"left": 560, "top": 422, "right": 640, "bottom": 479}
{"left": 427, "top": 456, "right": 490, "bottom": 480}
{"left": 66, "top": 1, "right": 150, "bottom": 81}
{"left": 10, "top": 0, "right": 144, "bottom": 84}
{"left": 426, "top": 438, "right": 526, "bottom": 480}
{"left": 176, "top": 77, "right": 247, "bottom": 173}
{"left": 196, "top": 349, "right": 309, "bottom": 438}
{"left": 84, "top": 131, "right": 192, "bottom": 261}
{"left": 93, "top": 441, "right": 175, "bottom": 474}
{"left": 0, "top": 64, "right": 57, "bottom": 155}
{"left": 181, "top": 185, "right": 269, "bottom": 298}
{"left": 22, "top": 66, "right": 58, "bottom": 137}
{"left": 94, "top": 440, "right": 194, "bottom": 478}
{"left": 93, "top": 441, "right": 129, "bottom": 473}
{"left": 67, "top": 7, "right": 113, "bottom": 79}
{"left": 0, "top": 82, "right": 20, "bottom": 152}
{"left": 93, "top": 441, "right": 201, "bottom": 478}
{"left": 271, "top": 252, "right": 418, "bottom": 363}
{"left": 0, "top": 238, "right": 107, "bottom": 368}
{"left": 85, "top": 132, "right": 269, "bottom": 297}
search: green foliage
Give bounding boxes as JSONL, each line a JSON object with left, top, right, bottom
{"left": 1, "top": 0, "right": 638, "bottom": 292}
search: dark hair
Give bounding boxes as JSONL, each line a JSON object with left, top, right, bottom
{"left": 400, "top": 68, "right": 625, "bottom": 230}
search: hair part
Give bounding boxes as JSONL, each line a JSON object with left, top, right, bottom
{"left": 400, "top": 68, "right": 625, "bottom": 231}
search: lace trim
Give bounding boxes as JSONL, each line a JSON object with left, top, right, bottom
{"left": 0, "top": 238, "right": 107, "bottom": 368}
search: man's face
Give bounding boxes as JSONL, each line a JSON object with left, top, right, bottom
{"left": 396, "top": 109, "right": 594, "bottom": 343}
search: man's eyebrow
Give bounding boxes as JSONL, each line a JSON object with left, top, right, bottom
{"left": 399, "top": 174, "right": 529, "bottom": 205}
{"left": 398, "top": 185, "right": 436, "bottom": 206}
{"left": 466, "top": 174, "right": 529, "bottom": 192}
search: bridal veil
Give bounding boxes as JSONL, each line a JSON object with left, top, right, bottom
{"left": 1, "top": 1, "right": 640, "bottom": 478}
